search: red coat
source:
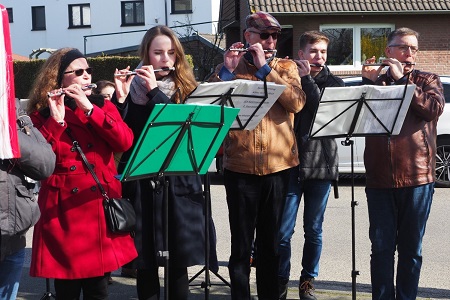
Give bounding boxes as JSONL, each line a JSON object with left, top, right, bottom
{"left": 29, "top": 97, "right": 137, "bottom": 279}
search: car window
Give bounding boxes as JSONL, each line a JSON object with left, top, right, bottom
{"left": 343, "top": 78, "right": 362, "bottom": 87}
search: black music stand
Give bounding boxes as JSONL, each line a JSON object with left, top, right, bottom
{"left": 309, "top": 81, "right": 415, "bottom": 300}
{"left": 119, "top": 103, "right": 238, "bottom": 300}
{"left": 39, "top": 279, "right": 56, "bottom": 300}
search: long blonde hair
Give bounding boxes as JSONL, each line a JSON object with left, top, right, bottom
{"left": 27, "top": 48, "right": 77, "bottom": 114}
{"left": 138, "top": 26, "right": 197, "bottom": 103}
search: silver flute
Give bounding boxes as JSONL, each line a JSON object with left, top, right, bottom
{"left": 114, "top": 67, "right": 175, "bottom": 77}
{"left": 228, "top": 48, "right": 277, "bottom": 53}
{"left": 363, "top": 62, "right": 416, "bottom": 66}
{"left": 309, "top": 64, "right": 324, "bottom": 67}
{"left": 47, "top": 83, "right": 97, "bottom": 97}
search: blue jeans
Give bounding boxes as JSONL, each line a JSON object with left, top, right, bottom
{"left": 278, "top": 167, "right": 331, "bottom": 281}
{"left": 0, "top": 248, "right": 25, "bottom": 300}
{"left": 366, "top": 183, "right": 434, "bottom": 300}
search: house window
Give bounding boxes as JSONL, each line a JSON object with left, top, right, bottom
{"left": 69, "top": 4, "right": 91, "bottom": 28}
{"left": 31, "top": 6, "right": 46, "bottom": 31}
{"left": 121, "top": 1, "right": 145, "bottom": 26}
{"left": 172, "top": 0, "right": 192, "bottom": 13}
{"left": 321, "top": 24, "right": 393, "bottom": 68}
{"left": 6, "top": 8, "right": 13, "bottom": 23}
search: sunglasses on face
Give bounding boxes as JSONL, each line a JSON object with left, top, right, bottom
{"left": 248, "top": 31, "right": 281, "bottom": 40}
{"left": 64, "top": 67, "right": 93, "bottom": 76}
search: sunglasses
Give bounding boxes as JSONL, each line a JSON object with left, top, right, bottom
{"left": 64, "top": 67, "right": 93, "bottom": 76}
{"left": 248, "top": 31, "right": 280, "bottom": 40}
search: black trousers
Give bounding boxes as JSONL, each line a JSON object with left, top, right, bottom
{"left": 224, "top": 168, "right": 290, "bottom": 300}
{"left": 136, "top": 266, "right": 188, "bottom": 300}
{"left": 54, "top": 273, "right": 110, "bottom": 300}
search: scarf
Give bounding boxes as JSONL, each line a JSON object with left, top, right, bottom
{"left": 129, "top": 62, "right": 177, "bottom": 105}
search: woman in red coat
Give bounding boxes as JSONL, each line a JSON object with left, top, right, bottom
{"left": 27, "top": 48, "right": 137, "bottom": 299}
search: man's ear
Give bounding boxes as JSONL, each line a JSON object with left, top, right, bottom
{"left": 243, "top": 30, "right": 251, "bottom": 43}
{"left": 297, "top": 49, "right": 304, "bottom": 60}
{"left": 384, "top": 46, "right": 391, "bottom": 58}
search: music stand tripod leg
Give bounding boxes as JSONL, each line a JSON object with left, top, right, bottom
{"left": 188, "top": 172, "right": 231, "bottom": 298}
{"left": 39, "top": 278, "right": 56, "bottom": 299}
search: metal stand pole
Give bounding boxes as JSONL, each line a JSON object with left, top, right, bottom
{"left": 189, "top": 173, "right": 230, "bottom": 299}
{"left": 342, "top": 139, "right": 360, "bottom": 300}
{"left": 39, "top": 278, "right": 56, "bottom": 300}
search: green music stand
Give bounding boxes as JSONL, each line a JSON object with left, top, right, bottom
{"left": 119, "top": 103, "right": 239, "bottom": 299}
{"left": 120, "top": 103, "right": 238, "bottom": 181}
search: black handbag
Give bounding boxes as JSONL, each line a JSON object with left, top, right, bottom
{"left": 66, "top": 129, "right": 136, "bottom": 233}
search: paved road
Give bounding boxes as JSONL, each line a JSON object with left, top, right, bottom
{"left": 17, "top": 175, "right": 450, "bottom": 299}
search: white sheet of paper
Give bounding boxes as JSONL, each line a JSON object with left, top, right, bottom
{"left": 310, "top": 84, "right": 416, "bottom": 138}
{"left": 185, "top": 80, "right": 286, "bottom": 130}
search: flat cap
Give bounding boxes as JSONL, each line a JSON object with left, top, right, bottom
{"left": 245, "top": 11, "right": 281, "bottom": 31}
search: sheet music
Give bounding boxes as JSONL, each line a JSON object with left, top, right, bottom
{"left": 185, "top": 79, "right": 286, "bottom": 130}
{"left": 310, "top": 84, "right": 416, "bottom": 138}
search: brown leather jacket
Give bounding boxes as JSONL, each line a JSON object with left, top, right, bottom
{"left": 364, "top": 70, "right": 445, "bottom": 188}
{"left": 210, "top": 57, "right": 306, "bottom": 175}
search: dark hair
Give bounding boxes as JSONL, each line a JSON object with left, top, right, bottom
{"left": 92, "top": 80, "right": 115, "bottom": 95}
{"left": 299, "top": 31, "right": 329, "bottom": 50}
{"left": 387, "top": 27, "right": 419, "bottom": 45}
{"left": 28, "top": 47, "right": 85, "bottom": 113}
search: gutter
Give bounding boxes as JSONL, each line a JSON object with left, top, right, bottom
{"left": 267, "top": 10, "right": 450, "bottom": 16}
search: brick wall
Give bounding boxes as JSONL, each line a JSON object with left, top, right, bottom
{"left": 277, "top": 13, "right": 450, "bottom": 76}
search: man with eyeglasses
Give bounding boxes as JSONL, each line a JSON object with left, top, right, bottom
{"left": 209, "top": 10, "right": 306, "bottom": 300}
{"left": 362, "top": 27, "right": 445, "bottom": 300}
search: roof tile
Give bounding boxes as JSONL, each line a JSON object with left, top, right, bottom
{"left": 249, "top": 0, "right": 450, "bottom": 13}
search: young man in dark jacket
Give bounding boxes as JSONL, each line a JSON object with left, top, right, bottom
{"left": 362, "top": 27, "right": 444, "bottom": 300}
{"left": 0, "top": 99, "right": 55, "bottom": 300}
{"left": 278, "top": 31, "right": 344, "bottom": 300}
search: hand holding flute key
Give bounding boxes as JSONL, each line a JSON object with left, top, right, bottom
{"left": 47, "top": 84, "right": 97, "bottom": 97}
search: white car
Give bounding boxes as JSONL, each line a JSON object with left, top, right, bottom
{"left": 340, "top": 75, "right": 450, "bottom": 187}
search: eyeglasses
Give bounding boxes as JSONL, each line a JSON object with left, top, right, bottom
{"left": 388, "top": 44, "right": 419, "bottom": 54}
{"left": 248, "top": 31, "right": 280, "bottom": 40}
{"left": 64, "top": 67, "right": 93, "bottom": 76}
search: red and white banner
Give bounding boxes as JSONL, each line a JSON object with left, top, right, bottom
{"left": 0, "top": 4, "right": 19, "bottom": 159}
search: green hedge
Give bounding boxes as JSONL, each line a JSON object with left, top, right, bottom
{"left": 13, "top": 56, "right": 141, "bottom": 99}
{"left": 13, "top": 55, "right": 196, "bottom": 99}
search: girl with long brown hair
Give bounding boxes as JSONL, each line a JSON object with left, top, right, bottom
{"left": 113, "top": 25, "right": 217, "bottom": 299}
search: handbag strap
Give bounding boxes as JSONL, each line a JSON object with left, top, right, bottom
{"left": 65, "top": 128, "right": 109, "bottom": 201}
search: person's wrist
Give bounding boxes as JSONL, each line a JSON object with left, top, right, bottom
{"left": 84, "top": 107, "right": 94, "bottom": 117}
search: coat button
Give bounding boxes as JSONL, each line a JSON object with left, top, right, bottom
{"left": 87, "top": 143, "right": 93, "bottom": 148}
{"left": 91, "top": 186, "right": 97, "bottom": 191}
{"left": 70, "top": 165, "right": 76, "bottom": 171}
{"left": 70, "top": 147, "right": 76, "bottom": 152}
{"left": 72, "top": 187, "right": 79, "bottom": 193}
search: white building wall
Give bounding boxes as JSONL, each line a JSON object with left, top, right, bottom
{"left": 2, "top": 0, "right": 219, "bottom": 58}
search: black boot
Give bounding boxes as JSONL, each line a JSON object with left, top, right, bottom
{"left": 278, "top": 278, "right": 288, "bottom": 300}
{"left": 299, "top": 276, "right": 317, "bottom": 300}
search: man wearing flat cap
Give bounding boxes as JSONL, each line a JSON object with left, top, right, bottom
{"left": 209, "top": 10, "right": 306, "bottom": 300}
